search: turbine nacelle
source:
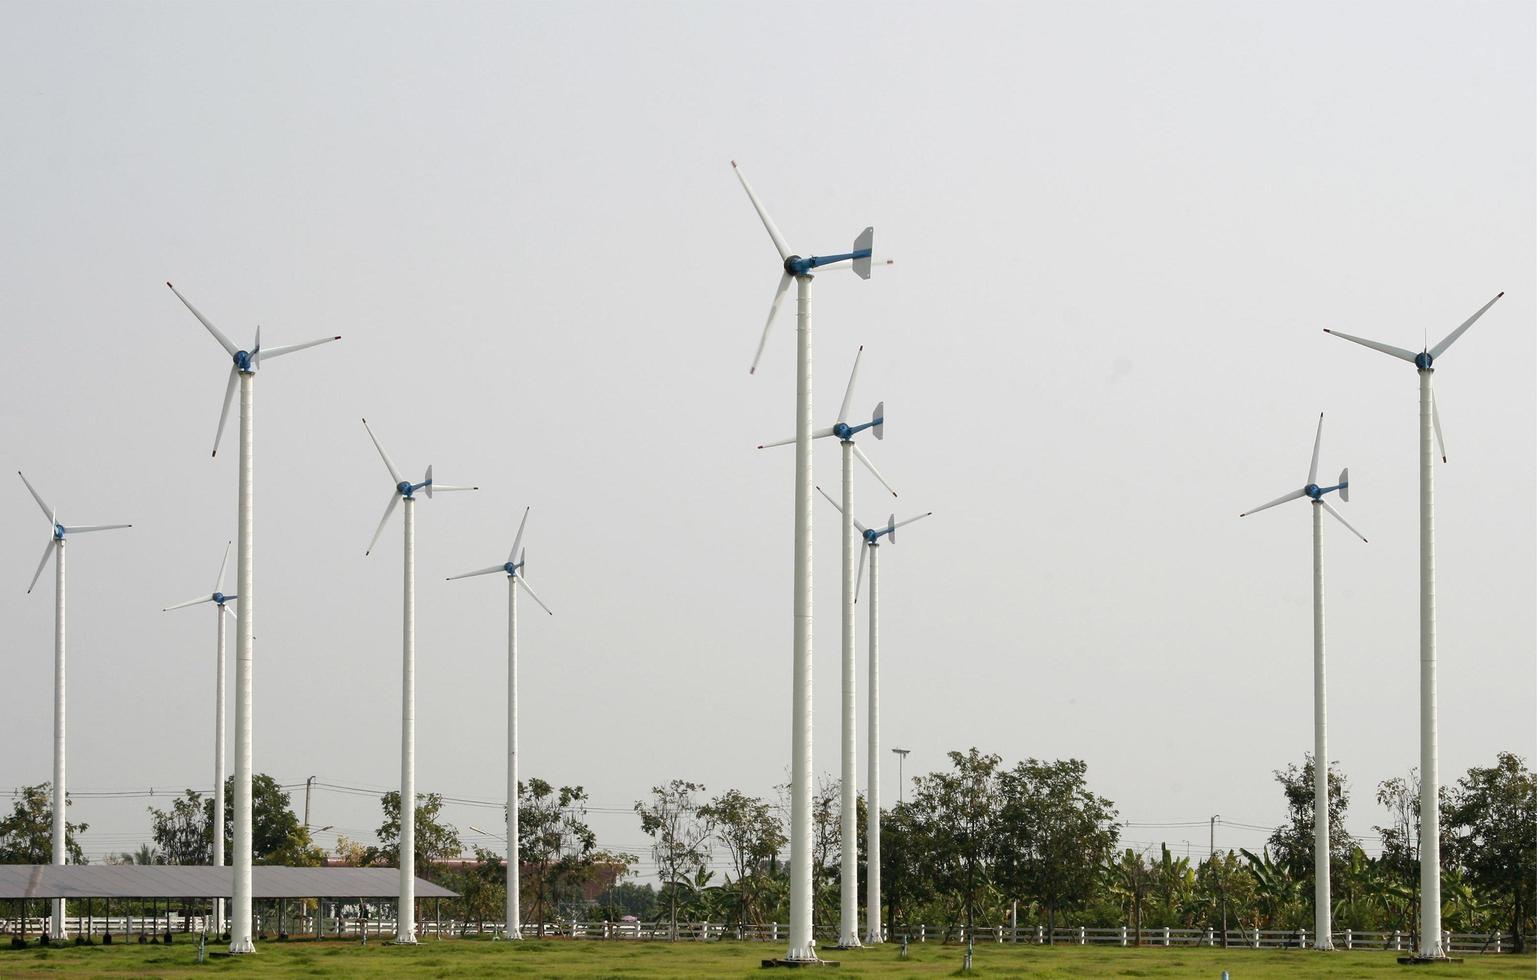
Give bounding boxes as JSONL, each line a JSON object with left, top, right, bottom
{"left": 1239, "top": 415, "right": 1367, "bottom": 542}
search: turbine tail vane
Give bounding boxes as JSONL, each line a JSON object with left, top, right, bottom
{"left": 852, "top": 227, "right": 874, "bottom": 280}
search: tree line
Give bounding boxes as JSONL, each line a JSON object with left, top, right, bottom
{"left": 3, "top": 750, "right": 1530, "bottom": 950}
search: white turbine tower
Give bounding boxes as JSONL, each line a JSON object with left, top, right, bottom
{"left": 362, "top": 418, "right": 477, "bottom": 944}
{"left": 1239, "top": 413, "right": 1367, "bottom": 951}
{"left": 1324, "top": 291, "right": 1503, "bottom": 960}
{"left": 447, "top": 506, "right": 553, "bottom": 942}
{"left": 816, "top": 487, "right": 931, "bottom": 948}
{"left": 734, "top": 159, "right": 887, "bottom": 964}
{"left": 168, "top": 281, "right": 340, "bottom": 953}
{"left": 163, "top": 541, "right": 237, "bottom": 936}
{"left": 18, "top": 471, "right": 130, "bottom": 941}
{"left": 760, "top": 346, "right": 895, "bottom": 948}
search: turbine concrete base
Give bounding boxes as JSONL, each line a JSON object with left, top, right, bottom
{"left": 762, "top": 957, "right": 839, "bottom": 968}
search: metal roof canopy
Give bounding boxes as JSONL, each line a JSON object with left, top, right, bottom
{"left": 0, "top": 865, "right": 456, "bottom": 900}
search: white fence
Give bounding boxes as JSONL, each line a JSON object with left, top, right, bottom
{"left": 2, "top": 915, "right": 1519, "bottom": 954}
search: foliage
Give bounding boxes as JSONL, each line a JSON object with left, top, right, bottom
{"left": 369, "top": 790, "right": 462, "bottom": 877}
{"left": 0, "top": 783, "right": 87, "bottom": 865}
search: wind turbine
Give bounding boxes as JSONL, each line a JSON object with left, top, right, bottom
{"left": 168, "top": 281, "right": 340, "bottom": 953}
{"left": 447, "top": 506, "right": 553, "bottom": 942}
{"left": 163, "top": 542, "right": 236, "bottom": 935}
{"left": 1323, "top": 291, "right": 1503, "bottom": 960}
{"left": 760, "top": 346, "right": 895, "bottom": 948}
{"left": 361, "top": 418, "right": 476, "bottom": 944}
{"left": 1239, "top": 413, "right": 1367, "bottom": 951}
{"left": 816, "top": 487, "right": 931, "bottom": 949}
{"left": 734, "top": 159, "right": 887, "bottom": 964}
{"left": 18, "top": 471, "right": 130, "bottom": 940}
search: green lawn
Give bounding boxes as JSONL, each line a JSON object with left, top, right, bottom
{"left": 1, "top": 937, "right": 1531, "bottom": 979}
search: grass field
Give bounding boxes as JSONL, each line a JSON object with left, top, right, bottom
{"left": 1, "top": 937, "right": 1532, "bottom": 979}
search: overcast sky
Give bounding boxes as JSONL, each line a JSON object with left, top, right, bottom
{"left": 2, "top": 1, "right": 1532, "bottom": 880}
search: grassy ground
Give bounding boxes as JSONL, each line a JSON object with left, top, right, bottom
{"left": 1, "top": 937, "right": 1532, "bottom": 979}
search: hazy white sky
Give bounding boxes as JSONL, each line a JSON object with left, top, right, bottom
{"left": 2, "top": 1, "right": 1532, "bottom": 879}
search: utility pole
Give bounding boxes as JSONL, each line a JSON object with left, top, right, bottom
{"left": 304, "top": 776, "right": 315, "bottom": 828}
{"left": 892, "top": 748, "right": 910, "bottom": 805}
{"left": 1209, "top": 815, "right": 1218, "bottom": 860}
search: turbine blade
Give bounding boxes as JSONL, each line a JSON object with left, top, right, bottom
{"left": 1321, "top": 329, "right": 1418, "bottom": 363}
{"left": 446, "top": 565, "right": 506, "bottom": 581}
{"left": 252, "top": 324, "right": 261, "bottom": 369}
{"left": 361, "top": 418, "right": 404, "bottom": 485}
{"left": 60, "top": 524, "right": 131, "bottom": 534}
{"left": 212, "top": 365, "right": 238, "bottom": 457}
{"left": 16, "top": 471, "right": 54, "bottom": 524}
{"left": 749, "top": 272, "right": 793, "bottom": 375}
{"left": 509, "top": 507, "right": 531, "bottom": 565}
{"left": 815, "top": 484, "right": 870, "bottom": 533}
{"left": 260, "top": 335, "right": 342, "bottom": 361}
{"left": 1319, "top": 499, "right": 1368, "bottom": 543}
{"left": 216, "top": 540, "right": 232, "bottom": 593}
{"left": 27, "top": 539, "right": 56, "bottom": 594}
{"left": 1308, "top": 413, "right": 1324, "bottom": 486}
{"left": 365, "top": 492, "right": 400, "bottom": 555}
{"left": 224, "top": 603, "right": 236, "bottom": 618}
{"left": 516, "top": 576, "right": 554, "bottom": 615}
{"left": 758, "top": 428, "right": 836, "bottom": 450}
{"left": 837, "top": 347, "right": 864, "bottom": 425}
{"left": 1429, "top": 292, "right": 1504, "bottom": 361}
{"left": 164, "top": 595, "right": 214, "bottom": 612}
{"left": 891, "top": 511, "right": 933, "bottom": 531}
{"left": 1239, "top": 487, "right": 1306, "bottom": 517}
{"left": 428, "top": 483, "right": 477, "bottom": 493}
{"left": 731, "top": 161, "right": 791, "bottom": 261}
{"left": 851, "top": 443, "right": 898, "bottom": 497}
{"left": 167, "top": 282, "right": 239, "bottom": 357}
{"left": 1431, "top": 387, "right": 1447, "bottom": 463}
{"left": 854, "top": 544, "right": 867, "bottom": 604}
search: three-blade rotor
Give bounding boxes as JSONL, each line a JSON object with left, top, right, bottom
{"left": 167, "top": 282, "right": 342, "bottom": 457}
{"left": 446, "top": 506, "right": 553, "bottom": 615}
{"left": 164, "top": 540, "right": 237, "bottom": 614}
{"left": 362, "top": 419, "right": 478, "bottom": 555}
{"left": 1324, "top": 292, "right": 1503, "bottom": 465}
{"left": 1239, "top": 414, "right": 1367, "bottom": 542}
{"left": 758, "top": 348, "right": 898, "bottom": 497}
{"left": 17, "top": 471, "right": 132, "bottom": 593}
{"left": 816, "top": 485, "right": 933, "bottom": 599}
{"left": 732, "top": 161, "right": 889, "bottom": 375}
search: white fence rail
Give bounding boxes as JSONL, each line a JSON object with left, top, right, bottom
{"left": 2, "top": 915, "right": 1518, "bottom": 954}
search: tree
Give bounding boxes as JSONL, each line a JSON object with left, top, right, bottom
{"left": 1266, "top": 755, "right": 1358, "bottom": 884}
{"left": 701, "top": 788, "right": 785, "bottom": 926}
{"left": 0, "top": 783, "right": 87, "bottom": 864}
{"left": 995, "top": 758, "right": 1119, "bottom": 939}
{"left": 369, "top": 790, "right": 462, "bottom": 877}
{"left": 519, "top": 778, "right": 599, "bottom": 933}
{"left": 635, "top": 780, "right": 712, "bottom": 938}
{"left": 149, "top": 790, "right": 210, "bottom": 865}
{"left": 208, "top": 774, "right": 323, "bottom": 866}
{"left": 1445, "top": 752, "right": 1536, "bottom": 952}
{"left": 908, "top": 748, "right": 1002, "bottom": 939}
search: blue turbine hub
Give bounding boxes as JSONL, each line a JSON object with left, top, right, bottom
{"left": 863, "top": 528, "right": 881, "bottom": 545}
{"left": 1416, "top": 351, "right": 1433, "bottom": 370}
{"left": 53, "top": 524, "right": 66, "bottom": 540}
{"left": 833, "top": 422, "right": 854, "bottom": 440}
{"left": 1305, "top": 484, "right": 1322, "bottom": 500}
{"left": 504, "top": 562, "right": 518, "bottom": 576}
{"left": 213, "top": 592, "right": 229, "bottom": 605}
{"left": 234, "top": 350, "right": 254, "bottom": 373}
{"left": 397, "top": 481, "right": 414, "bottom": 497}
